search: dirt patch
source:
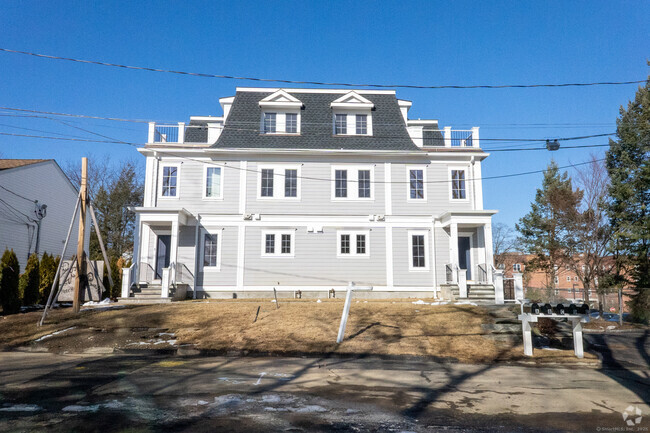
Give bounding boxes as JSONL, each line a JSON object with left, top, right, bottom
{"left": 0, "top": 299, "right": 597, "bottom": 364}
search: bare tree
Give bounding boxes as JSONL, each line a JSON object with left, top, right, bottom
{"left": 493, "top": 223, "right": 519, "bottom": 268}
{"left": 563, "top": 155, "right": 612, "bottom": 306}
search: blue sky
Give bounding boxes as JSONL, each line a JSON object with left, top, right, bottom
{"left": 0, "top": 0, "right": 648, "bottom": 228}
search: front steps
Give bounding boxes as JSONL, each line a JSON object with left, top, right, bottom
{"left": 119, "top": 284, "right": 172, "bottom": 304}
{"left": 451, "top": 283, "right": 496, "bottom": 303}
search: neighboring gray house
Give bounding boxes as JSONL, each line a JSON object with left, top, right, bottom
{"left": 122, "top": 88, "right": 498, "bottom": 301}
{"left": 0, "top": 159, "right": 81, "bottom": 265}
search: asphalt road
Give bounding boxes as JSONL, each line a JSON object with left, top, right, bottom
{"left": 0, "top": 351, "right": 648, "bottom": 432}
{"left": 584, "top": 330, "right": 650, "bottom": 369}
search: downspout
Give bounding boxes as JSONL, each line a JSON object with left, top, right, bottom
{"left": 193, "top": 213, "right": 201, "bottom": 299}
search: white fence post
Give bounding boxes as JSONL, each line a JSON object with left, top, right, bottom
{"left": 161, "top": 268, "right": 170, "bottom": 298}
{"left": 458, "top": 271, "right": 467, "bottom": 298}
{"left": 336, "top": 282, "right": 373, "bottom": 344}
{"left": 121, "top": 267, "right": 132, "bottom": 298}
{"left": 177, "top": 122, "right": 185, "bottom": 143}
{"left": 493, "top": 269, "right": 504, "bottom": 305}
{"left": 513, "top": 272, "right": 524, "bottom": 302}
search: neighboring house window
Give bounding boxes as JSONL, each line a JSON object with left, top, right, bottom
{"left": 203, "top": 233, "right": 218, "bottom": 267}
{"left": 285, "top": 113, "right": 297, "bottom": 133}
{"left": 574, "top": 276, "right": 579, "bottom": 281}
{"left": 262, "top": 231, "right": 294, "bottom": 257}
{"left": 566, "top": 276, "right": 571, "bottom": 281}
{"left": 335, "top": 114, "right": 347, "bottom": 135}
{"left": 451, "top": 169, "right": 466, "bottom": 199}
{"left": 356, "top": 114, "right": 367, "bottom": 134}
{"left": 513, "top": 263, "right": 522, "bottom": 272}
{"left": 263, "top": 113, "right": 277, "bottom": 133}
{"left": 338, "top": 231, "right": 369, "bottom": 257}
{"left": 161, "top": 165, "right": 178, "bottom": 197}
{"left": 204, "top": 167, "right": 222, "bottom": 199}
{"left": 358, "top": 170, "right": 371, "bottom": 198}
{"left": 408, "top": 230, "right": 429, "bottom": 271}
{"left": 409, "top": 169, "right": 425, "bottom": 200}
{"left": 335, "top": 170, "right": 347, "bottom": 197}
{"left": 285, "top": 169, "right": 297, "bottom": 197}
{"left": 261, "top": 168, "right": 274, "bottom": 197}
{"left": 554, "top": 276, "right": 559, "bottom": 284}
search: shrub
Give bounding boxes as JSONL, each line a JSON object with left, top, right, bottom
{"left": 628, "top": 288, "right": 650, "bottom": 325}
{"left": 39, "top": 252, "right": 57, "bottom": 304}
{"left": 20, "top": 253, "right": 40, "bottom": 306}
{"left": 0, "top": 249, "right": 21, "bottom": 314}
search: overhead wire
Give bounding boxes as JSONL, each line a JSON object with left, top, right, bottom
{"left": 0, "top": 48, "right": 647, "bottom": 89}
{"left": 0, "top": 184, "right": 37, "bottom": 202}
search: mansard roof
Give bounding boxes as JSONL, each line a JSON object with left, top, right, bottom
{"left": 212, "top": 89, "right": 421, "bottom": 152}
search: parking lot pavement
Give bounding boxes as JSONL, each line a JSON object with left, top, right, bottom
{"left": 0, "top": 352, "right": 648, "bottom": 432}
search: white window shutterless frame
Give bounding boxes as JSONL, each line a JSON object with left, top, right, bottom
{"left": 203, "top": 165, "right": 224, "bottom": 199}
{"left": 159, "top": 163, "right": 180, "bottom": 199}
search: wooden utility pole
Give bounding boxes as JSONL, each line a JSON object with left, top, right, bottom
{"left": 73, "top": 157, "right": 88, "bottom": 313}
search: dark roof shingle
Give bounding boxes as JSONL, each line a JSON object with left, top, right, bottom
{"left": 212, "top": 91, "right": 421, "bottom": 152}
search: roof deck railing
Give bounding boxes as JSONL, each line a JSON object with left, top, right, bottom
{"left": 422, "top": 127, "right": 479, "bottom": 148}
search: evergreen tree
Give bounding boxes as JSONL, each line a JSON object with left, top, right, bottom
{"left": 39, "top": 252, "right": 57, "bottom": 304}
{"left": 19, "top": 253, "right": 40, "bottom": 306}
{"left": 0, "top": 249, "right": 21, "bottom": 314}
{"left": 516, "top": 161, "right": 583, "bottom": 299}
{"left": 606, "top": 72, "right": 650, "bottom": 323}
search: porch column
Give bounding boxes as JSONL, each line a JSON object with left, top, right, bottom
{"left": 169, "top": 220, "right": 179, "bottom": 288}
{"left": 139, "top": 222, "right": 151, "bottom": 283}
{"left": 483, "top": 223, "right": 494, "bottom": 283}
{"left": 449, "top": 222, "right": 459, "bottom": 270}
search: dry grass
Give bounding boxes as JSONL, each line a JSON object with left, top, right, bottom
{"left": 0, "top": 299, "right": 597, "bottom": 364}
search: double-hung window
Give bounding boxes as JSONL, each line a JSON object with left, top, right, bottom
{"left": 284, "top": 169, "right": 297, "bottom": 197}
{"left": 203, "top": 233, "right": 218, "bottom": 268}
{"left": 261, "top": 168, "right": 274, "bottom": 197}
{"left": 338, "top": 231, "right": 369, "bottom": 257}
{"left": 409, "top": 169, "right": 425, "bottom": 200}
{"left": 356, "top": 114, "right": 367, "bottom": 134}
{"left": 358, "top": 170, "right": 371, "bottom": 198}
{"left": 408, "top": 231, "right": 429, "bottom": 271}
{"left": 204, "top": 166, "right": 222, "bottom": 199}
{"left": 262, "top": 231, "right": 294, "bottom": 257}
{"left": 513, "top": 263, "right": 522, "bottom": 272}
{"left": 259, "top": 165, "right": 300, "bottom": 199}
{"left": 332, "top": 166, "right": 374, "bottom": 200}
{"left": 451, "top": 169, "right": 467, "bottom": 200}
{"left": 285, "top": 113, "right": 297, "bottom": 133}
{"left": 263, "top": 113, "right": 277, "bottom": 133}
{"left": 161, "top": 165, "right": 179, "bottom": 197}
{"left": 335, "top": 170, "right": 347, "bottom": 198}
{"left": 334, "top": 114, "right": 347, "bottom": 135}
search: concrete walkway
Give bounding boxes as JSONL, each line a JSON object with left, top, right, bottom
{"left": 0, "top": 352, "right": 648, "bottom": 432}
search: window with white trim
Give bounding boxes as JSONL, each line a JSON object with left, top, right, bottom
{"left": 334, "top": 114, "right": 347, "bottom": 135}
{"left": 258, "top": 165, "right": 301, "bottom": 199}
{"left": 263, "top": 113, "right": 277, "bottom": 133}
{"left": 409, "top": 169, "right": 425, "bottom": 200}
{"left": 262, "top": 230, "right": 294, "bottom": 257}
{"left": 204, "top": 166, "right": 222, "bottom": 199}
{"left": 203, "top": 233, "right": 218, "bottom": 267}
{"left": 337, "top": 231, "right": 369, "bottom": 257}
{"left": 451, "top": 169, "right": 467, "bottom": 200}
{"left": 566, "top": 276, "right": 571, "bottom": 282}
{"left": 408, "top": 230, "right": 429, "bottom": 271}
{"left": 160, "top": 165, "right": 179, "bottom": 198}
{"left": 332, "top": 112, "right": 372, "bottom": 135}
{"left": 331, "top": 166, "right": 374, "bottom": 200}
{"left": 356, "top": 114, "right": 367, "bottom": 134}
{"left": 513, "top": 263, "right": 522, "bottom": 272}
{"left": 285, "top": 113, "right": 297, "bottom": 133}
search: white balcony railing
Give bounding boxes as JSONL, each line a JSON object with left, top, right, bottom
{"left": 422, "top": 127, "right": 480, "bottom": 148}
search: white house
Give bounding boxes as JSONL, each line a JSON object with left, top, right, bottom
{"left": 122, "top": 88, "right": 498, "bottom": 301}
{"left": 0, "top": 159, "right": 81, "bottom": 265}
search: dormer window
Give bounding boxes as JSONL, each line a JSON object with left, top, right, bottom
{"left": 259, "top": 90, "right": 302, "bottom": 135}
{"left": 331, "top": 91, "right": 374, "bottom": 136}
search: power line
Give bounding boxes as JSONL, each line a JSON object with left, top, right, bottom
{"left": 0, "top": 184, "right": 36, "bottom": 202}
{"left": 1, "top": 48, "right": 647, "bottom": 90}
{"left": 488, "top": 143, "right": 611, "bottom": 152}
{"left": 0, "top": 197, "right": 36, "bottom": 223}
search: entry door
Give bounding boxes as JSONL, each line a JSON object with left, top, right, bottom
{"left": 458, "top": 236, "right": 472, "bottom": 280}
{"left": 155, "top": 235, "right": 171, "bottom": 280}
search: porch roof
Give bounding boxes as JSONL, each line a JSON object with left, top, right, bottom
{"left": 128, "top": 207, "right": 193, "bottom": 225}
{"left": 437, "top": 210, "right": 498, "bottom": 227}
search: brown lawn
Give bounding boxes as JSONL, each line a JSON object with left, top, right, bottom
{"left": 0, "top": 299, "right": 598, "bottom": 364}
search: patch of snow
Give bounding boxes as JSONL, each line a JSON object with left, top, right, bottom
{"left": 346, "top": 408, "right": 360, "bottom": 414}
{"left": 62, "top": 404, "right": 100, "bottom": 412}
{"left": 271, "top": 299, "right": 276, "bottom": 303}
{"left": 102, "top": 400, "right": 124, "bottom": 410}
{"left": 316, "top": 299, "right": 322, "bottom": 303}
{"left": 34, "top": 327, "right": 76, "bottom": 342}
{"left": 412, "top": 300, "right": 429, "bottom": 305}
{"left": 363, "top": 301, "right": 368, "bottom": 303}
{"left": 158, "top": 332, "right": 175, "bottom": 336}
{"left": 454, "top": 301, "right": 478, "bottom": 306}
{"left": 607, "top": 325, "right": 616, "bottom": 330}
{"left": 540, "top": 346, "right": 560, "bottom": 351}
{"left": 197, "top": 400, "right": 209, "bottom": 406}
{"left": 83, "top": 298, "right": 112, "bottom": 306}
{"left": 291, "top": 405, "right": 327, "bottom": 413}
{"left": 0, "top": 404, "right": 41, "bottom": 412}
{"left": 218, "top": 377, "right": 246, "bottom": 384}
{"left": 264, "top": 406, "right": 289, "bottom": 412}
{"left": 214, "top": 395, "right": 243, "bottom": 407}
